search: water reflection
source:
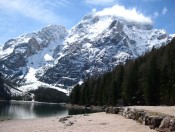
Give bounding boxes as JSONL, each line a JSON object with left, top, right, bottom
{"left": 0, "top": 101, "right": 99, "bottom": 120}
{"left": 33, "top": 103, "right": 68, "bottom": 117}
{"left": 0, "top": 101, "right": 68, "bottom": 120}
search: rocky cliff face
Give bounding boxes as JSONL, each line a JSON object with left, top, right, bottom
{"left": 0, "top": 11, "right": 173, "bottom": 91}
{"left": 39, "top": 13, "right": 172, "bottom": 88}
{"left": 0, "top": 25, "right": 68, "bottom": 86}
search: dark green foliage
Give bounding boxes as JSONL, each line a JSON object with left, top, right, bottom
{"left": 70, "top": 84, "right": 81, "bottom": 104}
{"left": 30, "top": 87, "right": 69, "bottom": 103}
{"left": 122, "top": 61, "right": 140, "bottom": 105}
{"left": 11, "top": 95, "right": 23, "bottom": 100}
{"left": 70, "top": 38, "right": 175, "bottom": 106}
{"left": 0, "top": 73, "right": 11, "bottom": 100}
{"left": 0, "top": 73, "right": 4, "bottom": 99}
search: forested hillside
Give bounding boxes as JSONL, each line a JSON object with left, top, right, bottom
{"left": 30, "top": 87, "right": 69, "bottom": 103}
{"left": 0, "top": 73, "right": 11, "bottom": 100}
{"left": 0, "top": 72, "right": 69, "bottom": 102}
{"left": 70, "top": 38, "right": 175, "bottom": 106}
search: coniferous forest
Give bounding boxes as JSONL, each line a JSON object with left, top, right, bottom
{"left": 0, "top": 73, "right": 11, "bottom": 100}
{"left": 70, "top": 38, "right": 175, "bottom": 106}
{"left": 30, "top": 87, "right": 69, "bottom": 103}
{"left": 0, "top": 73, "right": 69, "bottom": 103}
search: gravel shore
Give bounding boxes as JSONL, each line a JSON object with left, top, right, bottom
{"left": 0, "top": 112, "right": 155, "bottom": 132}
{"left": 2, "top": 106, "right": 175, "bottom": 132}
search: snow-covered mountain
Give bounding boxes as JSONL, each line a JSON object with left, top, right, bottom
{"left": 39, "top": 12, "right": 173, "bottom": 89}
{"left": 0, "top": 25, "right": 68, "bottom": 93}
{"left": 0, "top": 8, "right": 174, "bottom": 93}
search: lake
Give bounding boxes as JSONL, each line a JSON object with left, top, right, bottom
{"left": 0, "top": 100, "right": 97, "bottom": 120}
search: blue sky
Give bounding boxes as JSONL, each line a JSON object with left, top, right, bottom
{"left": 0, "top": 0, "right": 174, "bottom": 45}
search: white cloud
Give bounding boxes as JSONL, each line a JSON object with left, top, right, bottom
{"left": 92, "top": 8, "right": 97, "bottom": 13}
{"left": 154, "top": 12, "right": 159, "bottom": 17}
{"left": 96, "top": 5, "right": 152, "bottom": 24}
{"left": 162, "top": 7, "right": 168, "bottom": 15}
{"left": 85, "top": 0, "right": 115, "bottom": 6}
{"left": 0, "top": 0, "right": 70, "bottom": 23}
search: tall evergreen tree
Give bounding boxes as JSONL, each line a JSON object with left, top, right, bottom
{"left": 0, "top": 73, "right": 5, "bottom": 99}
{"left": 70, "top": 84, "right": 80, "bottom": 104}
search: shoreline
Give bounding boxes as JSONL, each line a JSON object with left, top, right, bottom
{"left": 105, "top": 106, "right": 175, "bottom": 131}
{"left": 1, "top": 106, "right": 175, "bottom": 132}
{"left": 65, "top": 104, "right": 105, "bottom": 112}
{"left": 0, "top": 112, "right": 156, "bottom": 132}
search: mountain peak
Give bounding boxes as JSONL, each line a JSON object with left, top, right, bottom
{"left": 2, "top": 25, "right": 67, "bottom": 51}
{"left": 39, "top": 24, "right": 68, "bottom": 39}
{"left": 0, "top": 10, "right": 173, "bottom": 92}
{"left": 95, "top": 5, "right": 152, "bottom": 25}
{"left": 39, "top": 10, "right": 170, "bottom": 88}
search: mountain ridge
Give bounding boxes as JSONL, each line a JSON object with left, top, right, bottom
{"left": 0, "top": 10, "right": 174, "bottom": 94}
{"left": 40, "top": 12, "right": 173, "bottom": 88}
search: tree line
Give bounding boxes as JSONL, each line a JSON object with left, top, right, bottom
{"left": 0, "top": 73, "right": 69, "bottom": 103}
{"left": 70, "top": 38, "right": 175, "bottom": 106}
{"left": 0, "top": 73, "right": 11, "bottom": 100}
{"left": 30, "top": 87, "right": 69, "bottom": 103}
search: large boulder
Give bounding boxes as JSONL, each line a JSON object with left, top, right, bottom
{"left": 159, "top": 117, "right": 171, "bottom": 129}
{"left": 105, "top": 107, "right": 121, "bottom": 114}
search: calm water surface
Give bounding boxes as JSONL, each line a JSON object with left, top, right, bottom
{"left": 0, "top": 100, "right": 96, "bottom": 120}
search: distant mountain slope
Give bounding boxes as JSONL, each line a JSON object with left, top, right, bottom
{"left": 0, "top": 25, "right": 68, "bottom": 92}
{"left": 0, "top": 7, "right": 174, "bottom": 93}
{"left": 40, "top": 11, "right": 173, "bottom": 88}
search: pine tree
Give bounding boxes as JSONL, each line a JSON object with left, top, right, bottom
{"left": 0, "top": 73, "right": 5, "bottom": 99}
{"left": 70, "top": 84, "right": 81, "bottom": 104}
{"left": 122, "top": 61, "right": 139, "bottom": 105}
{"left": 143, "top": 54, "right": 160, "bottom": 105}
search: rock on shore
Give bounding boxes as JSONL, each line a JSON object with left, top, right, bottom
{"left": 105, "top": 106, "right": 175, "bottom": 132}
